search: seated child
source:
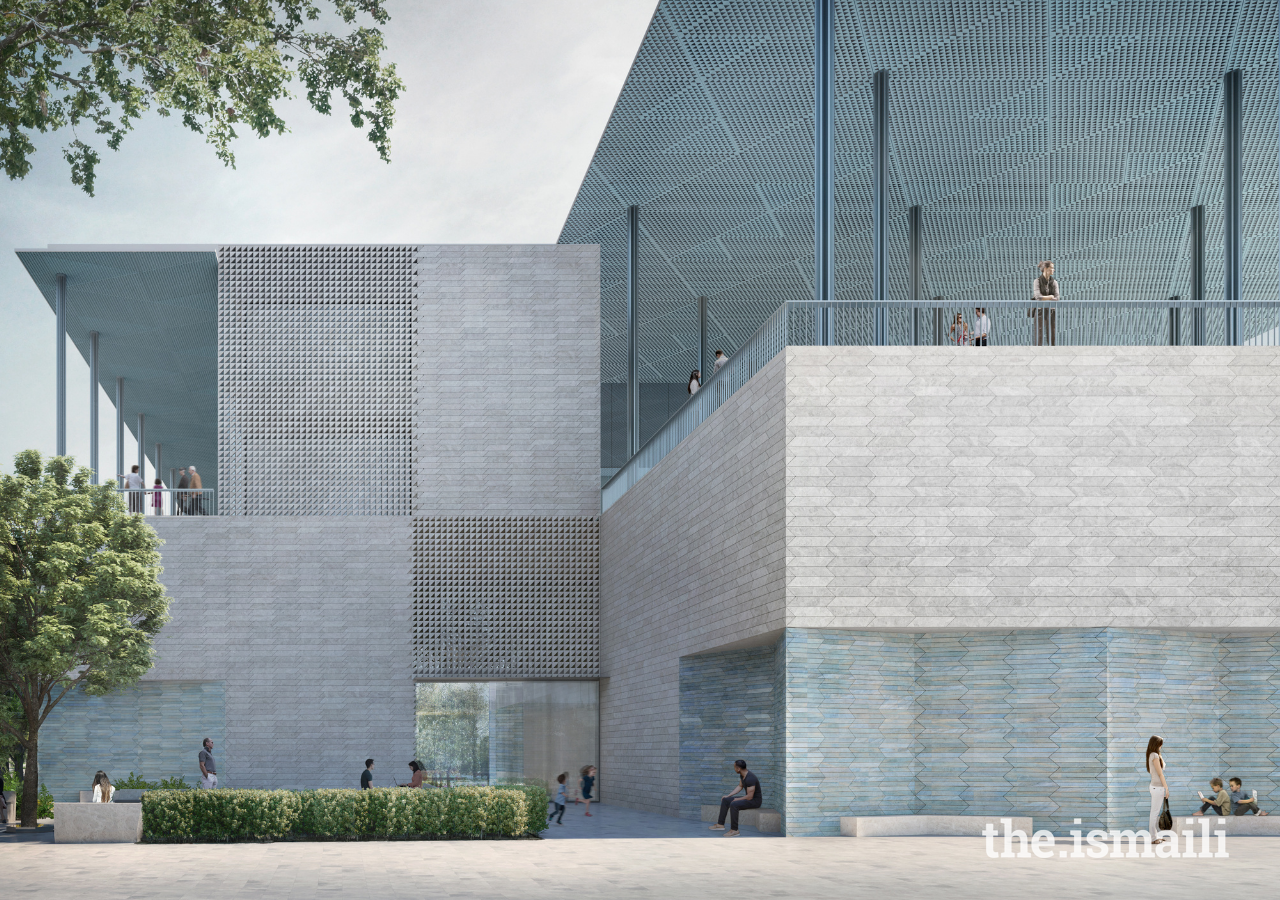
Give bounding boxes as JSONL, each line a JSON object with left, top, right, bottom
{"left": 1228, "top": 777, "right": 1267, "bottom": 816}
{"left": 1194, "top": 777, "right": 1231, "bottom": 816}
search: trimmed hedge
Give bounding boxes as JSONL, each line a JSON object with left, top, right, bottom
{"left": 142, "top": 786, "right": 543, "bottom": 842}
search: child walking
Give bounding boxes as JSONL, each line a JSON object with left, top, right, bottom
{"left": 550, "top": 773, "right": 568, "bottom": 825}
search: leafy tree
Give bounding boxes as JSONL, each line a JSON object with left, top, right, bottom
{"left": 1, "top": 1, "right": 403, "bottom": 194}
{"left": 0, "top": 451, "right": 168, "bottom": 826}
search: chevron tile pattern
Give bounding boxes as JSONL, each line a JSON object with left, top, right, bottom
{"left": 782, "top": 627, "right": 1280, "bottom": 836}
{"left": 38, "top": 682, "right": 226, "bottom": 802}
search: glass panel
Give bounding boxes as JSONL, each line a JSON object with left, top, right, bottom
{"left": 415, "top": 682, "right": 599, "bottom": 795}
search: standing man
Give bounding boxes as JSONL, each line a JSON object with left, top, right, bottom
{"left": 713, "top": 349, "right": 729, "bottom": 374}
{"left": 709, "top": 759, "right": 762, "bottom": 837}
{"left": 188, "top": 466, "right": 203, "bottom": 515}
{"left": 973, "top": 308, "right": 990, "bottom": 346}
{"left": 1030, "top": 260, "right": 1060, "bottom": 346}
{"left": 198, "top": 738, "right": 218, "bottom": 789}
{"left": 361, "top": 759, "right": 375, "bottom": 789}
{"left": 175, "top": 465, "right": 191, "bottom": 515}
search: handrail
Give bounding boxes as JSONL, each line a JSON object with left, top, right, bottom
{"left": 116, "top": 486, "right": 216, "bottom": 516}
{"left": 602, "top": 298, "right": 1280, "bottom": 512}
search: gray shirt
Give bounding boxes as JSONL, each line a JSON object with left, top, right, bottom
{"left": 199, "top": 748, "right": 216, "bottom": 774}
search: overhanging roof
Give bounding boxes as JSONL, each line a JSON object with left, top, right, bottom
{"left": 15, "top": 246, "right": 218, "bottom": 489}
{"left": 559, "top": 0, "right": 1279, "bottom": 383}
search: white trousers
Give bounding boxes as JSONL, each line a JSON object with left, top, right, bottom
{"left": 1149, "top": 785, "right": 1165, "bottom": 835}
{"left": 200, "top": 773, "right": 218, "bottom": 789}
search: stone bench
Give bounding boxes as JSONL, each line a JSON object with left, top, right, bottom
{"left": 53, "top": 802, "right": 143, "bottom": 843}
{"left": 700, "top": 804, "right": 782, "bottom": 834}
{"left": 840, "top": 815, "right": 1033, "bottom": 837}
{"left": 2, "top": 790, "right": 14, "bottom": 824}
{"left": 79, "top": 789, "right": 145, "bottom": 803}
{"left": 1173, "top": 815, "right": 1280, "bottom": 836}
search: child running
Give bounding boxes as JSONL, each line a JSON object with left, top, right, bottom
{"left": 580, "top": 765, "right": 597, "bottom": 817}
{"left": 550, "top": 773, "right": 568, "bottom": 825}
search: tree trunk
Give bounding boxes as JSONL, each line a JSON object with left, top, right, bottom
{"left": 19, "top": 726, "right": 37, "bottom": 828}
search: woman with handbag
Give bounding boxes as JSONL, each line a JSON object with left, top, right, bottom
{"left": 1147, "top": 735, "right": 1170, "bottom": 842}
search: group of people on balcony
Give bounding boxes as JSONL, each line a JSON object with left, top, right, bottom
{"left": 121, "top": 464, "right": 205, "bottom": 515}
{"left": 950, "top": 260, "right": 1061, "bottom": 346}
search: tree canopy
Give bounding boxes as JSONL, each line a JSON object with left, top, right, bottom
{"left": 1, "top": 0, "right": 403, "bottom": 194}
{"left": 0, "top": 450, "right": 168, "bottom": 825}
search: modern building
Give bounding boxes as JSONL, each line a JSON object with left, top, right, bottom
{"left": 15, "top": 0, "right": 1280, "bottom": 835}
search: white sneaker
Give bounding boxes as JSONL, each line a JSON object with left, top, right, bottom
{"left": 709, "top": 824, "right": 725, "bottom": 831}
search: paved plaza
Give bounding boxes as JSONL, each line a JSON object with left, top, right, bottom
{"left": 4, "top": 805, "right": 1280, "bottom": 899}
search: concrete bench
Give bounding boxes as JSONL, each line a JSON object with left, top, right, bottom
{"left": 1173, "top": 815, "right": 1280, "bottom": 836}
{"left": 79, "top": 789, "right": 145, "bottom": 803}
{"left": 840, "top": 815, "right": 1033, "bottom": 837}
{"left": 53, "top": 802, "right": 143, "bottom": 843}
{"left": 2, "top": 790, "right": 14, "bottom": 824}
{"left": 700, "top": 804, "right": 782, "bottom": 834}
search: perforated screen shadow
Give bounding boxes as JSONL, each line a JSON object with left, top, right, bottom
{"left": 413, "top": 517, "right": 601, "bottom": 678}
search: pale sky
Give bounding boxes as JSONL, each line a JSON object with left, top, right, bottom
{"left": 0, "top": 0, "right": 656, "bottom": 474}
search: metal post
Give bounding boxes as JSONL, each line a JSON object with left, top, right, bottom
{"left": 115, "top": 377, "right": 124, "bottom": 485}
{"left": 155, "top": 443, "right": 162, "bottom": 487}
{"left": 55, "top": 273, "right": 67, "bottom": 456}
{"left": 1169, "top": 301, "right": 1181, "bottom": 347}
{"left": 1224, "top": 69, "right": 1243, "bottom": 337}
{"left": 872, "top": 69, "right": 889, "bottom": 343}
{"left": 626, "top": 204, "right": 640, "bottom": 458}
{"left": 933, "top": 302, "right": 943, "bottom": 346}
{"left": 88, "top": 330, "right": 99, "bottom": 483}
{"left": 909, "top": 205, "right": 922, "bottom": 345}
{"left": 698, "top": 296, "right": 708, "bottom": 377}
{"left": 1191, "top": 205, "right": 1205, "bottom": 346}
{"left": 813, "top": 0, "right": 835, "bottom": 346}
{"left": 137, "top": 413, "right": 145, "bottom": 486}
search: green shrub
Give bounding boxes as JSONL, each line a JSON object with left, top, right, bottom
{"left": 505, "top": 783, "right": 549, "bottom": 834}
{"left": 115, "top": 773, "right": 193, "bottom": 790}
{"left": 38, "top": 783, "right": 54, "bottom": 819}
{"left": 143, "top": 786, "right": 534, "bottom": 842}
{"left": 143, "top": 790, "right": 299, "bottom": 842}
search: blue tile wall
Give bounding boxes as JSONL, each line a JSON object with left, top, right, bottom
{"left": 782, "top": 629, "right": 1280, "bottom": 836}
{"left": 679, "top": 645, "right": 781, "bottom": 821}
{"left": 38, "top": 681, "right": 226, "bottom": 802}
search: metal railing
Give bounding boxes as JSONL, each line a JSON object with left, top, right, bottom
{"left": 602, "top": 299, "right": 1280, "bottom": 511}
{"left": 117, "top": 487, "right": 217, "bottom": 516}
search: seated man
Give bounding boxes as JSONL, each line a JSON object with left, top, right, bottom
{"left": 1194, "top": 777, "right": 1231, "bottom": 816}
{"left": 709, "top": 759, "right": 761, "bottom": 837}
{"left": 1228, "top": 777, "right": 1268, "bottom": 816}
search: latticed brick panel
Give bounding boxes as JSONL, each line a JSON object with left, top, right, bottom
{"left": 218, "top": 245, "right": 416, "bottom": 514}
{"left": 413, "top": 517, "right": 600, "bottom": 678}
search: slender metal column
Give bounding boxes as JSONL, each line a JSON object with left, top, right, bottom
{"left": 813, "top": 0, "right": 835, "bottom": 345}
{"left": 932, "top": 302, "right": 943, "bottom": 346}
{"left": 626, "top": 205, "right": 640, "bottom": 457}
{"left": 170, "top": 468, "right": 177, "bottom": 491}
{"left": 872, "top": 69, "right": 889, "bottom": 344}
{"left": 698, "top": 296, "right": 708, "bottom": 376}
{"left": 909, "top": 205, "right": 922, "bottom": 344}
{"left": 1224, "top": 70, "right": 1243, "bottom": 336}
{"left": 115, "top": 377, "right": 124, "bottom": 485}
{"left": 1168, "top": 301, "right": 1181, "bottom": 347}
{"left": 137, "top": 413, "right": 145, "bottom": 485}
{"left": 88, "top": 330, "right": 99, "bottom": 483}
{"left": 155, "top": 443, "right": 162, "bottom": 487}
{"left": 55, "top": 273, "right": 67, "bottom": 455}
{"left": 1191, "top": 205, "right": 1205, "bottom": 346}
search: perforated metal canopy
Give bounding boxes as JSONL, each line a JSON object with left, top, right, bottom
{"left": 15, "top": 246, "right": 218, "bottom": 489}
{"left": 558, "top": 0, "right": 1279, "bottom": 388}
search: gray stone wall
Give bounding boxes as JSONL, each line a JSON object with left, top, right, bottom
{"left": 785, "top": 346, "right": 1280, "bottom": 628}
{"left": 598, "top": 353, "right": 787, "bottom": 815}
{"left": 146, "top": 517, "right": 414, "bottom": 790}
{"left": 414, "top": 244, "right": 599, "bottom": 516}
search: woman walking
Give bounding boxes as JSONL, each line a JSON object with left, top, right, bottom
{"left": 949, "top": 312, "right": 970, "bottom": 346}
{"left": 580, "top": 765, "right": 597, "bottom": 817}
{"left": 1147, "top": 735, "right": 1169, "bottom": 843}
{"left": 688, "top": 369, "right": 702, "bottom": 396}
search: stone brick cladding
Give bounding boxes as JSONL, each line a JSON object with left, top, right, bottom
{"left": 145, "top": 517, "right": 414, "bottom": 790}
{"left": 218, "top": 245, "right": 416, "bottom": 515}
{"left": 599, "top": 353, "right": 787, "bottom": 816}
{"left": 785, "top": 346, "right": 1280, "bottom": 627}
{"left": 410, "top": 245, "right": 601, "bottom": 679}
{"left": 39, "top": 681, "right": 225, "bottom": 802}
{"left": 679, "top": 645, "right": 782, "bottom": 822}
{"left": 413, "top": 517, "right": 600, "bottom": 678}
{"left": 782, "top": 627, "right": 1280, "bottom": 836}
{"left": 413, "top": 245, "right": 599, "bottom": 516}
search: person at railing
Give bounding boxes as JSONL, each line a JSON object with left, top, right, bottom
{"left": 188, "top": 466, "right": 204, "bottom": 515}
{"left": 124, "top": 464, "right": 144, "bottom": 513}
{"left": 949, "top": 312, "right": 970, "bottom": 346}
{"left": 688, "top": 368, "right": 702, "bottom": 395}
{"left": 176, "top": 466, "right": 191, "bottom": 515}
{"left": 713, "top": 349, "right": 729, "bottom": 374}
{"left": 973, "top": 308, "right": 990, "bottom": 346}
{"left": 152, "top": 478, "right": 164, "bottom": 516}
{"left": 1030, "top": 260, "right": 1060, "bottom": 346}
